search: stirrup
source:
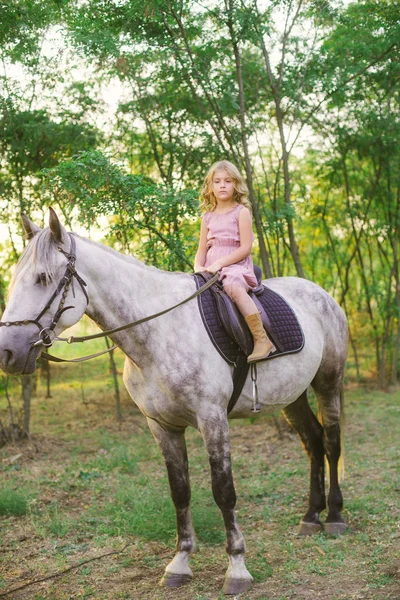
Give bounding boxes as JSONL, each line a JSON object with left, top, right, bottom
{"left": 250, "top": 363, "right": 262, "bottom": 413}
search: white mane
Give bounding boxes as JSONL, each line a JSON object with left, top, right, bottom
{"left": 10, "top": 228, "right": 60, "bottom": 293}
{"left": 10, "top": 228, "right": 186, "bottom": 296}
{"left": 75, "top": 235, "right": 186, "bottom": 277}
{"left": 78, "top": 236, "right": 153, "bottom": 269}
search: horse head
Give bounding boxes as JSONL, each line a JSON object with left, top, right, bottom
{"left": 0, "top": 209, "right": 89, "bottom": 375}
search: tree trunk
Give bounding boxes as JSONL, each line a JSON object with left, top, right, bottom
{"left": 342, "top": 158, "right": 381, "bottom": 374}
{"left": 257, "top": 29, "right": 305, "bottom": 278}
{"left": 106, "top": 337, "right": 122, "bottom": 421}
{"left": 320, "top": 207, "right": 360, "bottom": 379}
{"left": 21, "top": 375, "right": 32, "bottom": 437}
{"left": 226, "top": 0, "right": 273, "bottom": 278}
{"left": 393, "top": 308, "right": 400, "bottom": 385}
{"left": 41, "top": 357, "right": 52, "bottom": 398}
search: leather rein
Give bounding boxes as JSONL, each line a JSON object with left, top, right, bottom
{"left": 0, "top": 233, "right": 219, "bottom": 364}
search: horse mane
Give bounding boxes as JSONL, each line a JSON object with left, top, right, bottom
{"left": 78, "top": 236, "right": 152, "bottom": 270}
{"left": 9, "top": 228, "right": 61, "bottom": 294}
{"left": 10, "top": 228, "right": 185, "bottom": 296}
{"left": 77, "top": 236, "right": 185, "bottom": 277}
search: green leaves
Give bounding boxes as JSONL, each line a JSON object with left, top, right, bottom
{"left": 0, "top": 0, "right": 65, "bottom": 65}
{"left": 42, "top": 150, "right": 200, "bottom": 270}
{"left": 0, "top": 106, "right": 98, "bottom": 173}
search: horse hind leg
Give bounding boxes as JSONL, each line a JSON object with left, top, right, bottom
{"left": 312, "top": 375, "right": 348, "bottom": 535}
{"left": 283, "top": 390, "right": 326, "bottom": 535}
{"left": 146, "top": 419, "right": 195, "bottom": 588}
{"left": 323, "top": 421, "right": 348, "bottom": 534}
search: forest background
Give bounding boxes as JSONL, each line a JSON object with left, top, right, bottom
{"left": 0, "top": 0, "right": 399, "bottom": 419}
{"left": 1, "top": 4, "right": 400, "bottom": 598}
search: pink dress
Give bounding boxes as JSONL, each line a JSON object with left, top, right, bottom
{"left": 203, "top": 204, "right": 257, "bottom": 291}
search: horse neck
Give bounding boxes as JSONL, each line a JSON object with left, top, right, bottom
{"left": 75, "top": 236, "right": 190, "bottom": 348}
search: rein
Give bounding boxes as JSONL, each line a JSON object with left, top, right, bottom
{"left": 43, "top": 269, "right": 219, "bottom": 363}
{"left": 1, "top": 233, "right": 219, "bottom": 364}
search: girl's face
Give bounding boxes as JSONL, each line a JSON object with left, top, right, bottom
{"left": 212, "top": 168, "right": 235, "bottom": 204}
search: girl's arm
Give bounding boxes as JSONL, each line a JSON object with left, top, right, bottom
{"left": 206, "top": 207, "right": 253, "bottom": 273}
{"left": 194, "top": 217, "right": 208, "bottom": 272}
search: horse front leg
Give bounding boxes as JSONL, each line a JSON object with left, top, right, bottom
{"left": 199, "top": 413, "right": 253, "bottom": 595}
{"left": 147, "top": 418, "right": 195, "bottom": 588}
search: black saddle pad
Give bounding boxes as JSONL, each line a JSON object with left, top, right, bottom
{"left": 194, "top": 274, "right": 304, "bottom": 365}
{"left": 253, "top": 287, "right": 304, "bottom": 358}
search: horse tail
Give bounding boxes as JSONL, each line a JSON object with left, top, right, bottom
{"left": 338, "top": 384, "right": 345, "bottom": 482}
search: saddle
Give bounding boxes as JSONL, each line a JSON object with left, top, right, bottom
{"left": 193, "top": 268, "right": 304, "bottom": 413}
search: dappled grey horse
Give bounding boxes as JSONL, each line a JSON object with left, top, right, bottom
{"left": 0, "top": 210, "right": 348, "bottom": 595}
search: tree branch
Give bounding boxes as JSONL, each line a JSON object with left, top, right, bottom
{"left": 0, "top": 544, "right": 130, "bottom": 598}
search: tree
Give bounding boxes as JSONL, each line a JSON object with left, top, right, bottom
{"left": 42, "top": 149, "right": 199, "bottom": 270}
{"left": 0, "top": 1, "right": 104, "bottom": 435}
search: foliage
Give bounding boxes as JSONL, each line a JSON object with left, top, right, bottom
{"left": 0, "top": 0, "right": 64, "bottom": 63}
{"left": 0, "top": 275, "right": 5, "bottom": 312}
{"left": 43, "top": 150, "right": 200, "bottom": 269}
{"left": 0, "top": 104, "right": 99, "bottom": 217}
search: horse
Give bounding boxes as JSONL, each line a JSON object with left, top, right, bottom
{"left": 0, "top": 209, "right": 348, "bottom": 595}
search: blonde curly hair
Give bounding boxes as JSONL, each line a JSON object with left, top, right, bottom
{"left": 200, "top": 160, "right": 252, "bottom": 213}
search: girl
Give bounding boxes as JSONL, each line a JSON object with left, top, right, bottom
{"left": 194, "top": 160, "right": 274, "bottom": 362}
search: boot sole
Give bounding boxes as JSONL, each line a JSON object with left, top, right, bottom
{"left": 247, "top": 346, "right": 276, "bottom": 363}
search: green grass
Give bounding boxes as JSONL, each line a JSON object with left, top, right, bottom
{"left": 0, "top": 356, "right": 399, "bottom": 599}
{"left": 30, "top": 504, "right": 72, "bottom": 539}
{"left": 94, "top": 482, "right": 225, "bottom": 544}
{"left": 0, "top": 488, "right": 28, "bottom": 515}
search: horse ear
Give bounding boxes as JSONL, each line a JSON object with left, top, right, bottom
{"left": 48, "top": 207, "right": 67, "bottom": 243}
{"left": 21, "top": 213, "right": 41, "bottom": 240}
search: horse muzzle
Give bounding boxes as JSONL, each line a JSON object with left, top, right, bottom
{"left": 0, "top": 337, "right": 41, "bottom": 375}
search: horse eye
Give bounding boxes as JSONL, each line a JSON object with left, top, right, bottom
{"left": 36, "top": 273, "right": 48, "bottom": 285}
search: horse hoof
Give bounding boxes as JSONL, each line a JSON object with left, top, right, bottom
{"left": 324, "top": 521, "right": 348, "bottom": 535}
{"left": 222, "top": 577, "right": 253, "bottom": 595}
{"left": 298, "top": 520, "right": 322, "bottom": 536}
{"left": 160, "top": 572, "right": 192, "bottom": 588}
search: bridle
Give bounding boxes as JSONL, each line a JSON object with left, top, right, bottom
{"left": 0, "top": 233, "right": 219, "bottom": 364}
{"left": 0, "top": 234, "right": 89, "bottom": 349}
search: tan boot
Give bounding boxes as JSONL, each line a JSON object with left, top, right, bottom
{"left": 245, "top": 313, "right": 275, "bottom": 363}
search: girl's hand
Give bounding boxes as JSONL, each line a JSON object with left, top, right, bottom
{"left": 206, "top": 261, "right": 223, "bottom": 274}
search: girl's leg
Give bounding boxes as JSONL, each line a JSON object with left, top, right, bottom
{"left": 223, "top": 284, "right": 258, "bottom": 316}
{"left": 223, "top": 283, "right": 275, "bottom": 361}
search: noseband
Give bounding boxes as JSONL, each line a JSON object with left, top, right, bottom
{"left": 0, "top": 233, "right": 88, "bottom": 348}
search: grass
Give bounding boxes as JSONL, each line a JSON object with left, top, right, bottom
{"left": 0, "top": 352, "right": 400, "bottom": 598}
{"left": 0, "top": 488, "right": 28, "bottom": 516}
